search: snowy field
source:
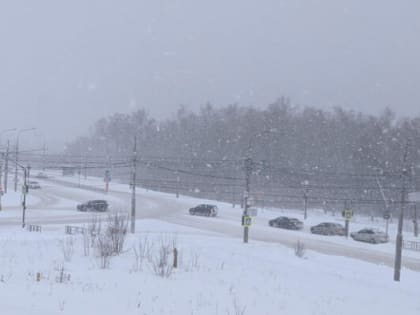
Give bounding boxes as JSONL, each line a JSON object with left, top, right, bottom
{"left": 1, "top": 220, "right": 420, "bottom": 315}
{"left": 1, "top": 172, "right": 420, "bottom": 314}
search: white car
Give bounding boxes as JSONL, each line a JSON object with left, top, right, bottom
{"left": 350, "top": 228, "right": 388, "bottom": 244}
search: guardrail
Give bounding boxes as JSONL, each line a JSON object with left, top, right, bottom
{"left": 28, "top": 225, "right": 42, "bottom": 232}
{"left": 65, "top": 225, "right": 86, "bottom": 235}
{"left": 403, "top": 240, "right": 420, "bottom": 252}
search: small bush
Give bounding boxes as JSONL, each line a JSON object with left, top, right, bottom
{"left": 294, "top": 240, "right": 305, "bottom": 258}
{"left": 151, "top": 238, "right": 175, "bottom": 278}
{"left": 88, "top": 216, "right": 102, "bottom": 247}
{"left": 152, "top": 244, "right": 172, "bottom": 278}
{"left": 61, "top": 237, "right": 74, "bottom": 262}
{"left": 96, "top": 234, "right": 113, "bottom": 269}
{"left": 132, "top": 234, "right": 153, "bottom": 272}
{"left": 106, "top": 212, "right": 128, "bottom": 255}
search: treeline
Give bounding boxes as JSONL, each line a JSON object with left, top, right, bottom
{"left": 64, "top": 99, "right": 420, "bottom": 213}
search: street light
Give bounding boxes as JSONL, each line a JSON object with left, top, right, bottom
{"left": 302, "top": 180, "right": 309, "bottom": 219}
{"left": 14, "top": 128, "right": 36, "bottom": 192}
{"left": 34, "top": 132, "right": 47, "bottom": 171}
{"left": 0, "top": 128, "right": 17, "bottom": 147}
{"left": 0, "top": 128, "right": 17, "bottom": 195}
{"left": 242, "top": 128, "right": 278, "bottom": 243}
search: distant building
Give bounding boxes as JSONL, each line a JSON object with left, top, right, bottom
{"left": 62, "top": 166, "right": 76, "bottom": 176}
{"left": 409, "top": 192, "right": 420, "bottom": 203}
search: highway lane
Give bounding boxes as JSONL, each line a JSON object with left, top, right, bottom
{"left": 3, "top": 177, "right": 420, "bottom": 272}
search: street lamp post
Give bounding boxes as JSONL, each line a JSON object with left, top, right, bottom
{"left": 14, "top": 128, "right": 36, "bottom": 192}
{"left": 303, "top": 180, "right": 309, "bottom": 220}
{"left": 34, "top": 133, "right": 47, "bottom": 172}
{"left": 242, "top": 128, "right": 277, "bottom": 243}
{"left": 0, "top": 128, "right": 17, "bottom": 147}
{"left": 0, "top": 128, "right": 17, "bottom": 194}
{"left": 394, "top": 141, "right": 410, "bottom": 282}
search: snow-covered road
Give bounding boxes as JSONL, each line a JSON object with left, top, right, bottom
{"left": 2, "top": 174, "right": 420, "bottom": 271}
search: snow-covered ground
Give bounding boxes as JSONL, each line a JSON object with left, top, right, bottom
{"left": 1, "top": 172, "right": 420, "bottom": 314}
{"left": 1, "top": 190, "right": 39, "bottom": 208}
{"left": 1, "top": 219, "right": 420, "bottom": 315}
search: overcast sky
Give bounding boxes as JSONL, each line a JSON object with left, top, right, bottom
{"left": 0, "top": 0, "right": 419, "bottom": 150}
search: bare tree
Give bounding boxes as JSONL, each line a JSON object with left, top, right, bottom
{"left": 132, "top": 234, "right": 153, "bottom": 272}
{"left": 106, "top": 212, "right": 128, "bottom": 255}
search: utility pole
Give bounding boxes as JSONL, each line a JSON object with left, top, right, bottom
{"left": 394, "top": 141, "right": 410, "bottom": 282}
{"left": 22, "top": 167, "right": 28, "bottom": 228}
{"left": 0, "top": 159, "right": 3, "bottom": 211}
{"left": 4, "top": 140, "right": 9, "bottom": 193}
{"left": 14, "top": 141, "right": 19, "bottom": 192}
{"left": 414, "top": 205, "right": 418, "bottom": 238}
{"left": 303, "top": 180, "right": 309, "bottom": 220}
{"left": 106, "top": 155, "right": 112, "bottom": 193}
{"left": 242, "top": 157, "right": 252, "bottom": 243}
{"left": 104, "top": 169, "right": 110, "bottom": 193}
{"left": 84, "top": 156, "right": 87, "bottom": 179}
{"left": 342, "top": 200, "right": 353, "bottom": 238}
{"left": 130, "top": 136, "right": 137, "bottom": 234}
{"left": 14, "top": 128, "right": 36, "bottom": 192}
{"left": 78, "top": 154, "right": 82, "bottom": 188}
{"left": 42, "top": 141, "right": 46, "bottom": 171}
{"left": 175, "top": 171, "right": 180, "bottom": 198}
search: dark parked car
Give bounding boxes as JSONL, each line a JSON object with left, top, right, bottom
{"left": 268, "top": 216, "right": 303, "bottom": 230}
{"left": 189, "top": 204, "right": 218, "bottom": 217}
{"left": 350, "top": 228, "right": 388, "bottom": 244}
{"left": 310, "top": 222, "right": 346, "bottom": 236}
{"left": 77, "top": 200, "right": 108, "bottom": 212}
{"left": 27, "top": 181, "right": 41, "bottom": 189}
{"left": 34, "top": 172, "right": 48, "bottom": 179}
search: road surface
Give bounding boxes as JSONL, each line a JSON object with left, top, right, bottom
{"left": 2, "top": 177, "right": 420, "bottom": 272}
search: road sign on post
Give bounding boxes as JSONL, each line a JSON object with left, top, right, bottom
{"left": 383, "top": 211, "right": 391, "bottom": 238}
{"left": 242, "top": 158, "right": 252, "bottom": 243}
{"left": 342, "top": 209, "right": 353, "bottom": 238}
{"left": 242, "top": 215, "right": 252, "bottom": 227}
{"left": 342, "top": 209, "right": 353, "bottom": 220}
{"left": 104, "top": 169, "right": 111, "bottom": 193}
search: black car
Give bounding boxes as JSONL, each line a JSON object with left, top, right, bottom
{"left": 189, "top": 204, "right": 218, "bottom": 217}
{"left": 34, "top": 172, "right": 48, "bottom": 179}
{"left": 310, "top": 222, "right": 346, "bottom": 236}
{"left": 268, "top": 216, "right": 303, "bottom": 230}
{"left": 27, "top": 181, "right": 41, "bottom": 189}
{"left": 77, "top": 200, "right": 108, "bottom": 212}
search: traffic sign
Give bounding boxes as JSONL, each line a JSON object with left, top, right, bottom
{"left": 104, "top": 169, "right": 111, "bottom": 182}
{"left": 22, "top": 184, "right": 29, "bottom": 195}
{"left": 242, "top": 215, "right": 252, "bottom": 227}
{"left": 342, "top": 209, "right": 353, "bottom": 220}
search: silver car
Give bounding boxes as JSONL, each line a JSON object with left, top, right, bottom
{"left": 310, "top": 222, "right": 345, "bottom": 236}
{"left": 350, "top": 228, "right": 388, "bottom": 244}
